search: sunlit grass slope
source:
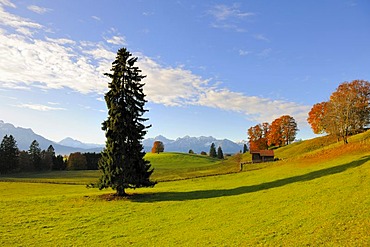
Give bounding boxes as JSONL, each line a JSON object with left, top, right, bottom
{"left": 1, "top": 132, "right": 370, "bottom": 245}
{"left": 1, "top": 148, "right": 369, "bottom": 245}
{"left": 0, "top": 152, "right": 241, "bottom": 184}
{"left": 275, "top": 130, "right": 370, "bottom": 160}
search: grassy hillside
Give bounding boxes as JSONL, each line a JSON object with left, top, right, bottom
{"left": 275, "top": 130, "right": 370, "bottom": 160}
{"left": 0, "top": 152, "right": 241, "bottom": 184}
{"left": 1, "top": 133, "right": 370, "bottom": 245}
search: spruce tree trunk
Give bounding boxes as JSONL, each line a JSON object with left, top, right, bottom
{"left": 116, "top": 186, "right": 127, "bottom": 197}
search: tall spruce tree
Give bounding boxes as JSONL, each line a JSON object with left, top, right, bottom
{"left": 0, "top": 135, "right": 19, "bottom": 174}
{"left": 217, "top": 146, "right": 224, "bottom": 159}
{"left": 209, "top": 143, "right": 217, "bottom": 158}
{"left": 29, "top": 140, "right": 42, "bottom": 170}
{"left": 97, "top": 47, "right": 156, "bottom": 196}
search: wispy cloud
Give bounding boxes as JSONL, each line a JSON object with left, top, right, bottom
{"left": 258, "top": 48, "right": 272, "bottom": 57}
{"left": 0, "top": 2, "right": 43, "bottom": 36}
{"left": 16, "top": 103, "right": 66, "bottom": 111}
{"left": 0, "top": 0, "right": 16, "bottom": 8}
{"left": 105, "top": 35, "right": 126, "bottom": 45}
{"left": 47, "top": 102, "right": 60, "bottom": 105}
{"left": 238, "top": 49, "right": 251, "bottom": 56}
{"left": 91, "top": 15, "right": 101, "bottom": 21}
{"left": 207, "top": 4, "right": 254, "bottom": 32}
{"left": 253, "top": 34, "right": 269, "bottom": 42}
{"left": 208, "top": 4, "right": 254, "bottom": 21}
{"left": 142, "top": 11, "right": 154, "bottom": 16}
{"left": 27, "top": 5, "right": 52, "bottom": 14}
{"left": 210, "top": 23, "right": 246, "bottom": 32}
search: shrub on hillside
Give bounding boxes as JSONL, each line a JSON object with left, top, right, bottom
{"left": 67, "top": 152, "right": 87, "bottom": 170}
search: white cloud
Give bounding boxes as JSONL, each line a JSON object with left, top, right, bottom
{"left": 137, "top": 56, "right": 210, "bottom": 106}
{"left": 27, "top": 5, "right": 51, "bottom": 14}
{"left": 210, "top": 23, "right": 246, "bottom": 32}
{"left": 92, "top": 16, "right": 101, "bottom": 21}
{"left": 207, "top": 4, "right": 254, "bottom": 32}
{"left": 197, "top": 89, "right": 310, "bottom": 124}
{"left": 0, "top": 30, "right": 108, "bottom": 93}
{"left": 253, "top": 34, "right": 269, "bottom": 42}
{"left": 208, "top": 4, "right": 254, "bottom": 21}
{"left": 45, "top": 37, "right": 76, "bottom": 45}
{"left": 16, "top": 103, "right": 66, "bottom": 111}
{"left": 0, "top": 0, "right": 16, "bottom": 8}
{"left": 239, "top": 49, "right": 251, "bottom": 56}
{"left": 142, "top": 11, "right": 154, "bottom": 16}
{"left": 105, "top": 35, "right": 126, "bottom": 45}
{"left": 0, "top": 3, "right": 43, "bottom": 36}
{"left": 138, "top": 56, "right": 310, "bottom": 125}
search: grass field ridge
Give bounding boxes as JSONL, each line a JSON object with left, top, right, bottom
{"left": 1, "top": 132, "right": 370, "bottom": 245}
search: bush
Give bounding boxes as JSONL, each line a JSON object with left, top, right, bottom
{"left": 67, "top": 152, "right": 87, "bottom": 170}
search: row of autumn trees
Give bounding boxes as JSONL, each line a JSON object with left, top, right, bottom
{"left": 308, "top": 80, "right": 370, "bottom": 144}
{"left": 248, "top": 115, "right": 298, "bottom": 150}
{"left": 0, "top": 135, "right": 101, "bottom": 174}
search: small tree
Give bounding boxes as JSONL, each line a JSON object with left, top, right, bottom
{"left": 84, "top": 152, "right": 101, "bottom": 170}
{"left": 53, "top": 155, "right": 66, "bottom": 170}
{"left": 188, "top": 149, "right": 194, "bottom": 154}
{"left": 67, "top": 152, "right": 87, "bottom": 170}
{"left": 97, "top": 47, "right": 156, "bottom": 196}
{"left": 200, "top": 151, "right": 207, "bottom": 155}
{"left": 29, "top": 140, "right": 42, "bottom": 170}
{"left": 248, "top": 123, "right": 269, "bottom": 150}
{"left": 243, "top": 144, "right": 248, "bottom": 153}
{"left": 151, "top": 141, "right": 164, "bottom": 154}
{"left": 209, "top": 143, "right": 217, "bottom": 158}
{"left": 217, "top": 146, "right": 224, "bottom": 159}
{"left": 0, "top": 135, "right": 19, "bottom": 174}
{"left": 41, "top": 145, "right": 55, "bottom": 170}
{"left": 18, "top": 151, "right": 32, "bottom": 172}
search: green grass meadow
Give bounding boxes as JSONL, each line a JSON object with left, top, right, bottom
{"left": 1, "top": 133, "right": 370, "bottom": 246}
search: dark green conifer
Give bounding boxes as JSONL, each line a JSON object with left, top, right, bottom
{"left": 243, "top": 144, "right": 248, "bottom": 153}
{"left": 29, "top": 140, "right": 42, "bottom": 170}
{"left": 97, "top": 47, "right": 156, "bottom": 196}
{"left": 209, "top": 143, "right": 217, "bottom": 158}
{"left": 0, "top": 135, "right": 19, "bottom": 174}
{"left": 217, "top": 146, "right": 224, "bottom": 159}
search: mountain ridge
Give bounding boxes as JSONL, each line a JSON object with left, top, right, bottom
{"left": 0, "top": 120, "right": 244, "bottom": 155}
{"left": 143, "top": 135, "right": 243, "bottom": 154}
{"left": 0, "top": 120, "right": 102, "bottom": 155}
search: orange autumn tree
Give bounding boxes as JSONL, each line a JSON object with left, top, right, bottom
{"left": 151, "top": 141, "right": 164, "bottom": 154}
{"left": 307, "top": 80, "right": 370, "bottom": 144}
{"left": 307, "top": 102, "right": 328, "bottom": 134}
{"left": 248, "top": 122, "right": 269, "bottom": 150}
{"left": 268, "top": 115, "right": 298, "bottom": 147}
{"left": 248, "top": 116, "right": 298, "bottom": 150}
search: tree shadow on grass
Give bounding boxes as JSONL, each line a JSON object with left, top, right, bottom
{"left": 132, "top": 156, "right": 370, "bottom": 203}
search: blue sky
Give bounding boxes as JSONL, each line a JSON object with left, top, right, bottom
{"left": 0, "top": 0, "right": 369, "bottom": 144}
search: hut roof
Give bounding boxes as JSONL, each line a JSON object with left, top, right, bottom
{"left": 250, "top": 150, "right": 274, "bottom": 157}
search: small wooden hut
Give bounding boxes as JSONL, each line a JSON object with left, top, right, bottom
{"left": 250, "top": 150, "right": 274, "bottom": 163}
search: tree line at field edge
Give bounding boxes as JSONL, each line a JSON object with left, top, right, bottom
{"left": 0, "top": 137, "right": 101, "bottom": 174}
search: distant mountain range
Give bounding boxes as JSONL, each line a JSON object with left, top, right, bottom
{"left": 0, "top": 120, "right": 246, "bottom": 155}
{"left": 0, "top": 120, "right": 102, "bottom": 155}
{"left": 143, "top": 135, "right": 245, "bottom": 154}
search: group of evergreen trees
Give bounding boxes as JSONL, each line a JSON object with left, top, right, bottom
{"left": 0, "top": 135, "right": 65, "bottom": 174}
{"left": 209, "top": 143, "right": 224, "bottom": 159}
{"left": 0, "top": 135, "right": 102, "bottom": 174}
